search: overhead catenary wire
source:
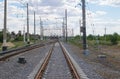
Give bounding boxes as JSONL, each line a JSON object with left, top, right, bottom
{"left": 86, "top": 1, "right": 96, "bottom": 38}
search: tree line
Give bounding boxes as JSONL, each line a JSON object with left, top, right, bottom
{"left": 87, "top": 32, "right": 120, "bottom": 45}
{"left": 72, "top": 32, "right": 120, "bottom": 45}
{"left": 0, "top": 30, "right": 39, "bottom": 43}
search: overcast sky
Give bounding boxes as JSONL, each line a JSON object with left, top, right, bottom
{"left": 0, "top": 0, "right": 120, "bottom": 36}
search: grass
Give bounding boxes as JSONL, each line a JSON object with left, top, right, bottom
{"left": 68, "top": 38, "right": 120, "bottom": 79}
{"left": 12, "top": 41, "right": 26, "bottom": 48}
{"left": 69, "top": 38, "right": 120, "bottom": 71}
{"left": 0, "top": 41, "right": 26, "bottom": 52}
{"left": 68, "top": 38, "right": 83, "bottom": 48}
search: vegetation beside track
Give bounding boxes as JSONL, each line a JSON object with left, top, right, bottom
{"left": 68, "top": 33, "right": 120, "bottom": 71}
{"left": 0, "top": 30, "right": 42, "bottom": 51}
{"left": 68, "top": 34, "right": 120, "bottom": 79}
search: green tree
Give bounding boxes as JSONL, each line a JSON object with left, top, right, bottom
{"left": 110, "top": 33, "right": 119, "bottom": 45}
{"left": 74, "top": 35, "right": 80, "bottom": 40}
{"left": 87, "top": 34, "right": 94, "bottom": 40}
{"left": 15, "top": 36, "right": 23, "bottom": 41}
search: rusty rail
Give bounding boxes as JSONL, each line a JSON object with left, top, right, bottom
{"left": 0, "top": 44, "right": 44, "bottom": 61}
{"left": 34, "top": 44, "right": 54, "bottom": 79}
{"left": 35, "top": 42, "right": 80, "bottom": 79}
{"left": 59, "top": 42, "right": 80, "bottom": 79}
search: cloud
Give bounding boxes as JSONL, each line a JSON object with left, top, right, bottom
{"left": 39, "top": 0, "right": 65, "bottom": 7}
{"left": 88, "top": 0, "right": 120, "bottom": 7}
{"left": 99, "top": 0, "right": 120, "bottom": 7}
{"left": 86, "top": 17, "right": 120, "bottom": 35}
{"left": 0, "top": 0, "right": 120, "bottom": 36}
{"left": 96, "top": 11, "right": 107, "bottom": 16}
{"left": 87, "top": 0, "right": 98, "bottom": 4}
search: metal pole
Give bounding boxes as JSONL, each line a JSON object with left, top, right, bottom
{"left": 72, "top": 28, "right": 74, "bottom": 37}
{"left": 42, "top": 21, "right": 44, "bottom": 40}
{"left": 65, "top": 9, "right": 68, "bottom": 42}
{"left": 40, "top": 17, "right": 43, "bottom": 40}
{"left": 105, "top": 27, "right": 106, "bottom": 41}
{"left": 34, "top": 11, "right": 36, "bottom": 43}
{"left": 82, "top": 0, "right": 87, "bottom": 49}
{"left": 39, "top": 17, "right": 41, "bottom": 40}
{"left": 93, "top": 29, "right": 94, "bottom": 41}
{"left": 62, "top": 18, "right": 65, "bottom": 40}
{"left": 2, "top": 0, "right": 7, "bottom": 51}
{"left": 27, "top": 3, "right": 30, "bottom": 44}
{"left": 23, "top": 25, "right": 26, "bottom": 43}
{"left": 79, "top": 19, "right": 81, "bottom": 41}
{"left": 92, "top": 24, "right": 95, "bottom": 41}
{"left": 82, "top": 0, "right": 89, "bottom": 54}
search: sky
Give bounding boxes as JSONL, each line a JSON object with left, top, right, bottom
{"left": 0, "top": 0, "right": 120, "bottom": 36}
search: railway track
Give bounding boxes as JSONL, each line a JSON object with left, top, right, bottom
{"left": 34, "top": 42, "right": 80, "bottom": 79}
{"left": 0, "top": 40, "right": 56, "bottom": 61}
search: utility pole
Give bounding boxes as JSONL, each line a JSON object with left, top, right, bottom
{"left": 62, "top": 18, "right": 65, "bottom": 40}
{"left": 40, "top": 17, "right": 43, "bottom": 40}
{"left": 23, "top": 25, "right": 26, "bottom": 43}
{"left": 92, "top": 24, "right": 95, "bottom": 41}
{"left": 72, "top": 28, "right": 74, "bottom": 37}
{"left": 81, "top": 0, "right": 89, "bottom": 54}
{"left": 65, "top": 9, "right": 68, "bottom": 42}
{"left": 34, "top": 11, "right": 36, "bottom": 43}
{"left": 2, "top": 0, "right": 7, "bottom": 51}
{"left": 93, "top": 29, "right": 95, "bottom": 41}
{"left": 79, "top": 19, "right": 82, "bottom": 41}
{"left": 27, "top": 3, "right": 30, "bottom": 44}
{"left": 39, "top": 17, "right": 41, "bottom": 40}
{"left": 104, "top": 27, "right": 106, "bottom": 42}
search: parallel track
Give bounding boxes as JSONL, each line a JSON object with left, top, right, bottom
{"left": 0, "top": 40, "right": 56, "bottom": 61}
{"left": 35, "top": 42, "right": 80, "bottom": 79}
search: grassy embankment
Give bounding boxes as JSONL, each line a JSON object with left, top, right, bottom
{"left": 69, "top": 37, "right": 120, "bottom": 71}
{"left": 0, "top": 40, "right": 45, "bottom": 51}
{"left": 0, "top": 41, "right": 27, "bottom": 51}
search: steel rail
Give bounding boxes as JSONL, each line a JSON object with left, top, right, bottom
{"left": 0, "top": 44, "right": 43, "bottom": 61}
{"left": 34, "top": 44, "right": 54, "bottom": 79}
{"left": 59, "top": 42, "right": 80, "bottom": 79}
{"left": 35, "top": 42, "right": 80, "bottom": 79}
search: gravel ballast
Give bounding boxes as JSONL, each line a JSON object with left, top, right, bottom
{"left": 0, "top": 45, "right": 52, "bottom": 79}
{"left": 63, "top": 43, "right": 104, "bottom": 79}
{"left": 42, "top": 43, "right": 73, "bottom": 79}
